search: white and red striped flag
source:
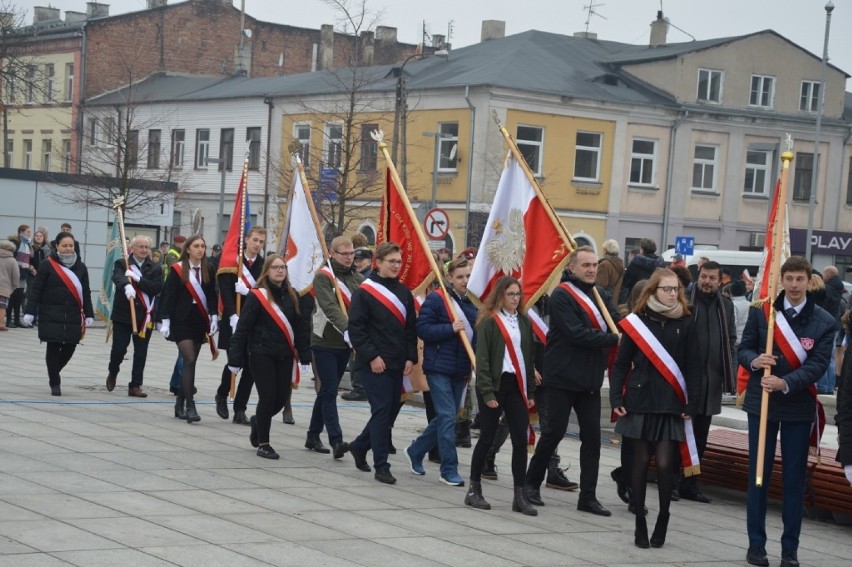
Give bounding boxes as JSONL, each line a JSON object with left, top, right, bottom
{"left": 282, "top": 172, "right": 324, "bottom": 295}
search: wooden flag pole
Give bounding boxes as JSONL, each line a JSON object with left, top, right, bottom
{"left": 489, "top": 110, "right": 619, "bottom": 335}
{"left": 755, "top": 145, "right": 794, "bottom": 487}
{"left": 230, "top": 157, "right": 250, "bottom": 400}
{"left": 112, "top": 199, "right": 138, "bottom": 335}
{"left": 371, "top": 129, "right": 476, "bottom": 367}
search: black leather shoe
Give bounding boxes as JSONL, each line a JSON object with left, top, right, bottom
{"left": 249, "top": 415, "right": 259, "bottom": 448}
{"left": 780, "top": 550, "right": 799, "bottom": 567}
{"left": 524, "top": 485, "right": 545, "bottom": 506}
{"left": 341, "top": 390, "right": 368, "bottom": 401}
{"left": 374, "top": 468, "right": 397, "bottom": 484}
{"left": 611, "top": 468, "right": 630, "bottom": 504}
{"left": 215, "top": 395, "right": 229, "bottom": 420}
{"left": 305, "top": 437, "right": 331, "bottom": 454}
{"left": 679, "top": 487, "right": 711, "bottom": 503}
{"left": 578, "top": 498, "right": 611, "bottom": 517}
{"left": 50, "top": 385, "right": 61, "bottom": 396}
{"left": 351, "top": 446, "right": 371, "bottom": 472}
{"left": 746, "top": 547, "right": 769, "bottom": 567}
{"left": 232, "top": 410, "right": 250, "bottom": 425}
{"left": 670, "top": 488, "right": 680, "bottom": 501}
{"left": 332, "top": 441, "right": 350, "bottom": 460}
{"left": 257, "top": 445, "right": 280, "bottom": 460}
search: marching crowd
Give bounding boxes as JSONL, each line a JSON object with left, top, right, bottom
{"left": 3, "top": 223, "right": 852, "bottom": 566}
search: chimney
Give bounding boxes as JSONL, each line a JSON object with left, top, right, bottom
{"left": 431, "top": 34, "right": 445, "bottom": 49}
{"left": 481, "top": 20, "right": 505, "bottom": 42}
{"left": 360, "top": 30, "right": 374, "bottom": 66}
{"left": 375, "top": 25, "right": 397, "bottom": 43}
{"left": 33, "top": 6, "right": 61, "bottom": 24}
{"left": 147, "top": 0, "right": 167, "bottom": 8}
{"left": 318, "top": 24, "right": 334, "bottom": 71}
{"left": 650, "top": 10, "right": 668, "bottom": 46}
{"left": 573, "top": 31, "right": 598, "bottom": 39}
{"left": 65, "top": 11, "right": 87, "bottom": 23}
{"left": 86, "top": 2, "right": 110, "bottom": 19}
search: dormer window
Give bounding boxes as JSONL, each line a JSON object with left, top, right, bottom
{"left": 697, "top": 69, "right": 722, "bottom": 104}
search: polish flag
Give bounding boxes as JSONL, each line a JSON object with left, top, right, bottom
{"left": 468, "top": 155, "right": 570, "bottom": 307}
{"left": 217, "top": 161, "right": 251, "bottom": 277}
{"left": 283, "top": 173, "right": 324, "bottom": 294}
{"left": 751, "top": 179, "right": 790, "bottom": 303}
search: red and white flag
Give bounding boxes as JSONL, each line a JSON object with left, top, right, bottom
{"left": 283, "top": 172, "right": 324, "bottom": 294}
{"left": 751, "top": 178, "right": 791, "bottom": 302}
{"left": 217, "top": 160, "right": 251, "bottom": 278}
{"left": 468, "top": 155, "right": 570, "bottom": 307}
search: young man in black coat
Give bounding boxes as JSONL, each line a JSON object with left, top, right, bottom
{"left": 107, "top": 236, "right": 164, "bottom": 397}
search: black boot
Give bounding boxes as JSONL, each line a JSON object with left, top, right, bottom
{"left": 512, "top": 486, "right": 538, "bottom": 516}
{"left": 174, "top": 396, "right": 186, "bottom": 419}
{"left": 635, "top": 514, "right": 650, "bottom": 548}
{"left": 481, "top": 454, "right": 498, "bottom": 480}
{"left": 455, "top": 421, "right": 472, "bottom": 448}
{"left": 546, "top": 454, "right": 579, "bottom": 491}
{"left": 185, "top": 400, "right": 201, "bottom": 423}
{"left": 524, "top": 484, "right": 545, "bottom": 506}
{"left": 214, "top": 395, "right": 229, "bottom": 420}
{"left": 650, "top": 512, "right": 670, "bottom": 548}
{"left": 464, "top": 480, "right": 491, "bottom": 510}
{"left": 233, "top": 410, "right": 250, "bottom": 425}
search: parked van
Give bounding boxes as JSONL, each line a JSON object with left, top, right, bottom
{"left": 661, "top": 249, "right": 763, "bottom": 281}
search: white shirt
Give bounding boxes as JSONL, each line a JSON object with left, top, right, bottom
{"left": 501, "top": 310, "right": 522, "bottom": 375}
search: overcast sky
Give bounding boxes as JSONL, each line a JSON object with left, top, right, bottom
{"left": 17, "top": 0, "right": 852, "bottom": 84}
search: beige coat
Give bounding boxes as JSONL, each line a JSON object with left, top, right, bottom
{"left": 0, "top": 242, "right": 20, "bottom": 298}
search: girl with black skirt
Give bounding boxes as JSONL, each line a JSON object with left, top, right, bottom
{"left": 610, "top": 268, "right": 701, "bottom": 548}
{"left": 158, "top": 235, "right": 218, "bottom": 423}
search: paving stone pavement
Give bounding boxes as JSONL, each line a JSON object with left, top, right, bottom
{"left": 0, "top": 326, "right": 849, "bottom": 566}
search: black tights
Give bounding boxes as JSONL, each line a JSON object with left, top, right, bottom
{"left": 45, "top": 342, "right": 77, "bottom": 386}
{"left": 631, "top": 438, "right": 676, "bottom": 515}
{"left": 177, "top": 340, "right": 202, "bottom": 401}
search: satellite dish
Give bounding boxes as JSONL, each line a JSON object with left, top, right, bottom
{"left": 191, "top": 209, "right": 202, "bottom": 234}
{"left": 448, "top": 143, "right": 458, "bottom": 161}
{"left": 243, "top": 28, "right": 253, "bottom": 38}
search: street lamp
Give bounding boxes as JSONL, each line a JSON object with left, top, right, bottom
{"left": 206, "top": 157, "right": 228, "bottom": 244}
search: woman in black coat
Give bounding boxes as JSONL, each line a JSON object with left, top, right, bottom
{"left": 23, "top": 231, "right": 94, "bottom": 396}
{"left": 610, "top": 268, "right": 701, "bottom": 549}
{"left": 158, "top": 235, "right": 218, "bottom": 423}
{"left": 228, "top": 255, "right": 312, "bottom": 459}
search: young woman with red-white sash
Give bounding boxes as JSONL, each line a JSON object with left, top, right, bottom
{"left": 227, "top": 255, "right": 312, "bottom": 459}
{"left": 24, "top": 231, "right": 94, "bottom": 396}
{"left": 158, "top": 235, "right": 218, "bottom": 423}
{"left": 464, "top": 276, "right": 538, "bottom": 516}
{"left": 610, "top": 268, "right": 701, "bottom": 550}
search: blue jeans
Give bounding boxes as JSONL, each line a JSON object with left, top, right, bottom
{"left": 349, "top": 368, "right": 403, "bottom": 471}
{"left": 816, "top": 354, "right": 836, "bottom": 393}
{"left": 308, "top": 346, "right": 351, "bottom": 445}
{"left": 746, "top": 413, "right": 811, "bottom": 553}
{"left": 169, "top": 352, "right": 185, "bottom": 390}
{"left": 408, "top": 374, "right": 467, "bottom": 478}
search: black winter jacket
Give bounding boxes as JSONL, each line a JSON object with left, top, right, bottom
{"left": 157, "top": 262, "right": 218, "bottom": 324}
{"left": 623, "top": 253, "right": 665, "bottom": 297}
{"left": 25, "top": 253, "right": 94, "bottom": 344}
{"left": 110, "top": 257, "right": 163, "bottom": 326}
{"left": 542, "top": 272, "right": 620, "bottom": 392}
{"left": 837, "top": 383, "right": 852, "bottom": 466}
{"left": 217, "top": 254, "right": 264, "bottom": 349}
{"left": 610, "top": 311, "right": 702, "bottom": 416}
{"left": 227, "top": 283, "right": 312, "bottom": 367}
{"left": 348, "top": 273, "right": 418, "bottom": 373}
{"left": 738, "top": 292, "right": 835, "bottom": 422}
{"left": 416, "top": 288, "right": 478, "bottom": 379}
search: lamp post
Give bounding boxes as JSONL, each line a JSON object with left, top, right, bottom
{"left": 804, "top": 1, "right": 834, "bottom": 262}
{"left": 207, "top": 157, "right": 228, "bottom": 244}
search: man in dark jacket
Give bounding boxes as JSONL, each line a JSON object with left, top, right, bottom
{"left": 107, "top": 236, "right": 164, "bottom": 397}
{"left": 679, "top": 261, "right": 736, "bottom": 503}
{"left": 524, "top": 246, "right": 620, "bottom": 515}
{"left": 622, "top": 238, "right": 665, "bottom": 302}
{"left": 837, "top": 359, "right": 852, "bottom": 485}
{"left": 818, "top": 266, "right": 844, "bottom": 394}
{"left": 738, "top": 256, "right": 835, "bottom": 567}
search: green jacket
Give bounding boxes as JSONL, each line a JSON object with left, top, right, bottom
{"left": 311, "top": 259, "right": 364, "bottom": 349}
{"left": 475, "top": 313, "right": 536, "bottom": 404}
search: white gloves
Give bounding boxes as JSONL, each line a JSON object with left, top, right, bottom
{"left": 343, "top": 330, "right": 352, "bottom": 348}
{"left": 22, "top": 314, "right": 35, "bottom": 326}
{"left": 229, "top": 314, "right": 239, "bottom": 334}
{"left": 85, "top": 317, "right": 94, "bottom": 328}
{"left": 160, "top": 319, "right": 171, "bottom": 339}
{"left": 846, "top": 465, "right": 852, "bottom": 486}
{"left": 228, "top": 366, "right": 241, "bottom": 375}
{"left": 125, "top": 269, "right": 141, "bottom": 282}
{"left": 235, "top": 280, "right": 250, "bottom": 296}
{"left": 124, "top": 284, "right": 136, "bottom": 300}
{"left": 209, "top": 314, "right": 219, "bottom": 335}
{"left": 300, "top": 364, "right": 311, "bottom": 374}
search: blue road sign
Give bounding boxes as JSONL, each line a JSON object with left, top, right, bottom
{"left": 675, "top": 236, "right": 695, "bottom": 256}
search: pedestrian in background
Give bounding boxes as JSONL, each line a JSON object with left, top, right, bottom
{"left": 0, "top": 240, "right": 20, "bottom": 331}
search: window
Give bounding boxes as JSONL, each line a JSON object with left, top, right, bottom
{"left": 438, "top": 122, "right": 458, "bottom": 171}
{"left": 127, "top": 130, "right": 138, "bottom": 169}
{"left": 44, "top": 64, "right": 54, "bottom": 103}
{"left": 294, "top": 123, "right": 310, "bottom": 169}
{"left": 5, "top": 73, "right": 15, "bottom": 103}
{"left": 629, "top": 138, "right": 656, "bottom": 185}
{"left": 87, "top": 117, "right": 97, "bottom": 146}
{"left": 749, "top": 75, "right": 774, "bottom": 108}
{"left": 23, "top": 139, "right": 32, "bottom": 170}
{"left": 800, "top": 81, "right": 820, "bottom": 112}
{"left": 517, "top": 125, "right": 544, "bottom": 176}
{"left": 691, "top": 144, "right": 717, "bottom": 191}
{"left": 247, "top": 127, "right": 261, "bottom": 170}
{"left": 147, "top": 129, "right": 161, "bottom": 169}
{"left": 324, "top": 124, "right": 342, "bottom": 170}
{"left": 847, "top": 157, "right": 852, "bottom": 205}
{"left": 171, "top": 129, "right": 185, "bottom": 167}
{"left": 697, "top": 68, "right": 722, "bottom": 103}
{"left": 25, "top": 65, "right": 36, "bottom": 103}
{"left": 793, "top": 152, "right": 814, "bottom": 201}
{"left": 359, "top": 124, "right": 378, "bottom": 171}
{"left": 195, "top": 128, "right": 210, "bottom": 168}
{"left": 65, "top": 63, "right": 74, "bottom": 101}
{"left": 41, "top": 140, "right": 51, "bottom": 171}
{"left": 4, "top": 139, "right": 12, "bottom": 167}
{"left": 102, "top": 117, "right": 116, "bottom": 146}
{"left": 744, "top": 150, "right": 770, "bottom": 195}
{"left": 62, "top": 139, "right": 71, "bottom": 172}
{"left": 574, "top": 132, "right": 602, "bottom": 180}
{"left": 219, "top": 128, "right": 234, "bottom": 171}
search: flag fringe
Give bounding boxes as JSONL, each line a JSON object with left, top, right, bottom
{"left": 682, "top": 464, "right": 701, "bottom": 478}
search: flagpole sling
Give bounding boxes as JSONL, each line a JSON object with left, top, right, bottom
{"left": 371, "top": 129, "right": 476, "bottom": 367}
{"left": 755, "top": 147, "right": 794, "bottom": 487}
{"left": 112, "top": 199, "right": 139, "bottom": 335}
{"left": 230, "top": 157, "right": 251, "bottom": 399}
{"left": 489, "top": 111, "right": 618, "bottom": 334}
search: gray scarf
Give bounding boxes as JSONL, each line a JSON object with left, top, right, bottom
{"left": 58, "top": 252, "right": 77, "bottom": 268}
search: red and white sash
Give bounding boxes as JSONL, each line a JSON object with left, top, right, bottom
{"left": 560, "top": 282, "right": 606, "bottom": 331}
{"left": 619, "top": 313, "right": 701, "bottom": 476}
{"left": 361, "top": 279, "right": 406, "bottom": 326}
{"left": 434, "top": 288, "right": 474, "bottom": 343}
{"left": 172, "top": 263, "right": 218, "bottom": 359}
{"left": 252, "top": 288, "right": 301, "bottom": 386}
{"left": 493, "top": 313, "right": 528, "bottom": 405}
{"left": 241, "top": 257, "right": 258, "bottom": 289}
{"left": 528, "top": 308, "right": 548, "bottom": 344}
{"left": 319, "top": 266, "right": 353, "bottom": 307}
{"left": 48, "top": 257, "right": 86, "bottom": 338}
{"left": 128, "top": 263, "right": 153, "bottom": 336}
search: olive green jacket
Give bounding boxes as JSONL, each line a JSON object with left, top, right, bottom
{"left": 475, "top": 314, "right": 536, "bottom": 404}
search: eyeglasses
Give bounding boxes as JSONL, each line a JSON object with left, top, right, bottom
{"left": 334, "top": 250, "right": 355, "bottom": 257}
{"left": 505, "top": 291, "right": 522, "bottom": 298}
{"left": 383, "top": 259, "right": 403, "bottom": 266}
{"left": 657, "top": 286, "right": 680, "bottom": 294}
{"left": 269, "top": 265, "right": 287, "bottom": 271}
